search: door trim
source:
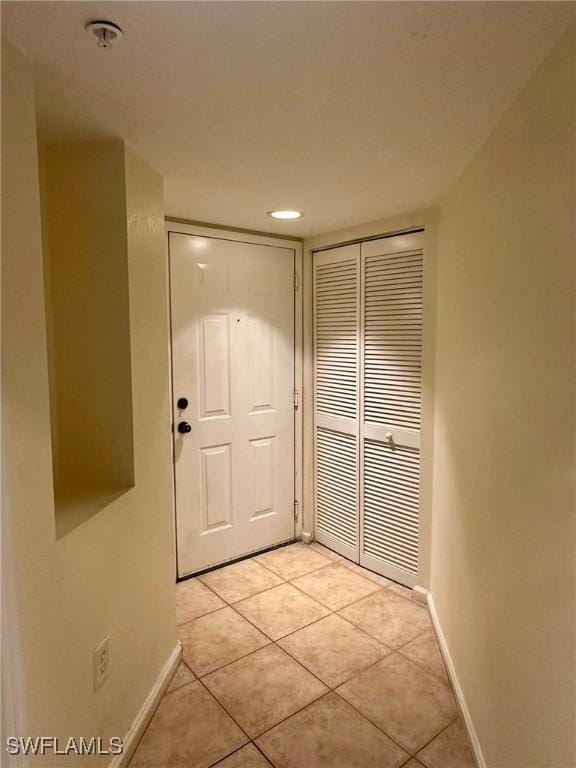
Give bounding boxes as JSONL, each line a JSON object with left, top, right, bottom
{"left": 165, "top": 221, "right": 304, "bottom": 578}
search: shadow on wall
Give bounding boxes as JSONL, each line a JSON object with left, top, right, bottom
{"left": 40, "top": 141, "right": 135, "bottom": 537}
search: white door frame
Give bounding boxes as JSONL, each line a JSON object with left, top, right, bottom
{"left": 165, "top": 220, "right": 304, "bottom": 570}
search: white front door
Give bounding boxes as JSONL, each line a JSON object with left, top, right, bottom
{"left": 169, "top": 231, "right": 296, "bottom": 577}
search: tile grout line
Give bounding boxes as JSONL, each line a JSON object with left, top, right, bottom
{"left": 228, "top": 590, "right": 331, "bottom": 642}
{"left": 208, "top": 739, "right": 282, "bottom": 768}
{"left": 251, "top": 682, "right": 457, "bottom": 768}
{"left": 330, "top": 610, "right": 394, "bottom": 652}
{"left": 189, "top": 580, "right": 411, "bottom": 759}
{"left": 251, "top": 739, "right": 279, "bottom": 768}
{"left": 334, "top": 611, "right": 432, "bottom": 653}
{"left": 209, "top": 541, "right": 417, "bottom": 604}
{"left": 179, "top": 588, "right": 335, "bottom": 678}
{"left": 165, "top": 673, "right": 424, "bottom": 768}
{"left": 196, "top": 676, "right": 254, "bottom": 744}
{"left": 192, "top": 638, "right": 273, "bottom": 680}
{"left": 183, "top": 594, "right": 342, "bottom": 679}
{"left": 252, "top": 688, "right": 331, "bottom": 744}
{"left": 331, "top": 686, "right": 422, "bottom": 759}
{"left": 408, "top": 713, "right": 461, "bottom": 764}
{"left": 204, "top": 675, "right": 333, "bottom": 754}
{"left": 400, "top": 757, "right": 425, "bottom": 768}
{"left": 194, "top": 611, "right": 389, "bottom": 694}
{"left": 330, "top": 650, "right": 459, "bottom": 758}
{"left": 127, "top": 678, "right": 212, "bottom": 764}
{"left": 186, "top": 603, "right": 273, "bottom": 674}
{"left": 254, "top": 546, "right": 336, "bottom": 580}
{"left": 276, "top": 617, "right": 394, "bottom": 689}
{"left": 185, "top": 543, "right": 410, "bottom": 615}
{"left": 272, "top": 639, "right": 338, "bottom": 691}
{"left": 206, "top": 742, "right": 250, "bottom": 768}
{"left": 177, "top": 568, "right": 402, "bottom": 628}
{"left": 251, "top": 690, "right": 335, "bottom": 749}
{"left": 196, "top": 637, "right": 437, "bottom": 763}
{"left": 174, "top": 628, "right": 444, "bottom": 727}
{"left": 179, "top": 557, "right": 432, "bottom": 681}
{"left": 286, "top": 570, "right": 387, "bottom": 611}
{"left": 163, "top": 658, "right": 197, "bottom": 694}
{"left": 225, "top": 578, "right": 412, "bottom": 648}
{"left": 396, "top": 641, "right": 451, "bottom": 687}
{"left": 234, "top": 580, "right": 331, "bottom": 618}
{"left": 179, "top": 569, "right": 434, "bottom": 688}
{"left": 175, "top": 546, "right": 455, "bottom": 766}
{"left": 280, "top": 578, "right": 345, "bottom": 611}
{"left": 176, "top": 602, "right": 228, "bottom": 627}
{"left": 198, "top": 565, "right": 287, "bottom": 602}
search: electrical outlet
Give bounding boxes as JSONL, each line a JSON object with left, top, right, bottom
{"left": 93, "top": 635, "right": 110, "bottom": 691}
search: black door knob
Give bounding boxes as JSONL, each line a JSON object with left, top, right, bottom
{"left": 177, "top": 397, "right": 189, "bottom": 410}
{"left": 177, "top": 421, "right": 192, "bottom": 434}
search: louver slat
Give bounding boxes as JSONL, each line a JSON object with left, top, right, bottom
{"left": 363, "top": 440, "right": 420, "bottom": 574}
{"left": 314, "top": 248, "right": 359, "bottom": 557}
{"left": 364, "top": 249, "right": 423, "bottom": 431}
{"left": 316, "top": 428, "right": 357, "bottom": 548}
{"left": 314, "top": 258, "right": 358, "bottom": 420}
{"left": 361, "top": 237, "right": 423, "bottom": 582}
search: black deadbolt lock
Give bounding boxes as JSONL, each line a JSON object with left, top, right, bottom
{"left": 177, "top": 397, "right": 189, "bottom": 410}
{"left": 177, "top": 421, "right": 192, "bottom": 434}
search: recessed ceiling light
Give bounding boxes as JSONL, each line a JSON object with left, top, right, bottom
{"left": 267, "top": 210, "right": 303, "bottom": 220}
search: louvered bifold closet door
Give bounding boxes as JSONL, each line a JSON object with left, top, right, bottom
{"left": 313, "top": 244, "right": 360, "bottom": 560}
{"left": 360, "top": 232, "right": 423, "bottom": 586}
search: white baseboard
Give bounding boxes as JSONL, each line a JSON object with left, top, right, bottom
{"left": 411, "top": 585, "right": 428, "bottom": 605}
{"left": 427, "top": 593, "right": 486, "bottom": 768}
{"left": 110, "top": 641, "right": 182, "bottom": 768}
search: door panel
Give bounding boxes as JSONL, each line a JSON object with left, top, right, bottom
{"left": 313, "top": 244, "right": 360, "bottom": 560}
{"left": 199, "top": 315, "right": 231, "bottom": 418}
{"left": 200, "top": 443, "right": 232, "bottom": 532}
{"left": 362, "top": 439, "right": 420, "bottom": 578}
{"left": 315, "top": 427, "right": 358, "bottom": 551}
{"left": 170, "top": 232, "right": 295, "bottom": 577}
{"left": 360, "top": 233, "right": 423, "bottom": 585}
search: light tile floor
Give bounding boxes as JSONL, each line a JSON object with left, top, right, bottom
{"left": 130, "top": 542, "right": 476, "bottom": 768}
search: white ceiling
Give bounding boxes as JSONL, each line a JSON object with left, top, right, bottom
{"left": 4, "top": 2, "right": 574, "bottom": 237}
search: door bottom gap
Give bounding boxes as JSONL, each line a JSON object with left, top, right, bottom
{"left": 176, "top": 538, "right": 297, "bottom": 582}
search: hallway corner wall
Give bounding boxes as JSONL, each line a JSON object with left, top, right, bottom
{"left": 431, "top": 21, "right": 576, "bottom": 768}
{"left": 2, "top": 38, "right": 177, "bottom": 765}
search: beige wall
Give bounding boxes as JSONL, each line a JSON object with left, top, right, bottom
{"left": 304, "top": 22, "right": 575, "bottom": 766}
{"left": 2, "top": 40, "right": 177, "bottom": 765}
{"left": 431, "top": 23, "right": 575, "bottom": 768}
{"left": 42, "top": 142, "right": 135, "bottom": 535}
{"left": 3, "top": 14, "right": 575, "bottom": 768}
{"left": 303, "top": 210, "right": 437, "bottom": 589}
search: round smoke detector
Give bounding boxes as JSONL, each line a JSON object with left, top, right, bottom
{"left": 86, "top": 20, "right": 124, "bottom": 49}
